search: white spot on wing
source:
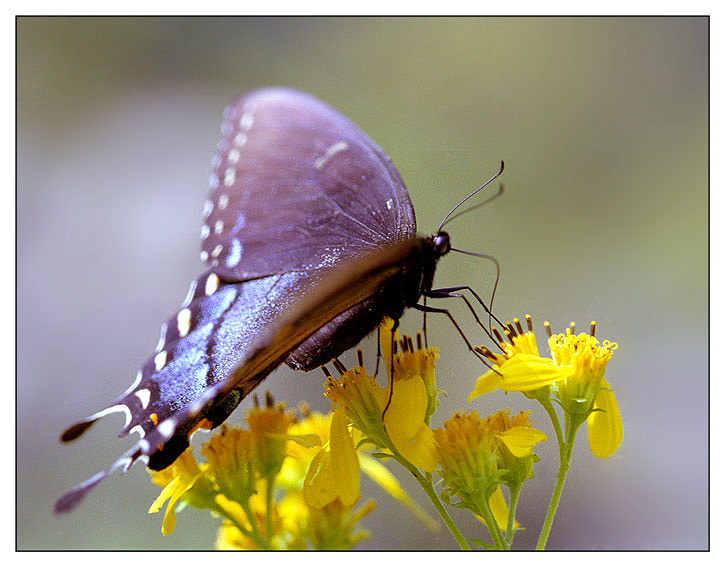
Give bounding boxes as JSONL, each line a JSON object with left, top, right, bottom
{"left": 202, "top": 200, "right": 213, "bottom": 219}
{"left": 212, "top": 244, "right": 223, "bottom": 258}
{"left": 223, "top": 168, "right": 236, "bottom": 187}
{"left": 158, "top": 419, "right": 176, "bottom": 440}
{"left": 155, "top": 324, "right": 167, "bottom": 353}
{"left": 177, "top": 308, "right": 192, "bottom": 338}
{"left": 90, "top": 404, "right": 132, "bottom": 428}
{"left": 135, "top": 388, "right": 151, "bottom": 409}
{"left": 386, "top": 198, "right": 393, "bottom": 210}
{"left": 154, "top": 351, "right": 167, "bottom": 371}
{"left": 214, "top": 220, "right": 224, "bottom": 235}
{"left": 121, "top": 371, "right": 143, "bottom": 397}
{"left": 218, "top": 193, "right": 229, "bottom": 210}
{"left": 200, "top": 250, "right": 209, "bottom": 262}
{"left": 314, "top": 141, "right": 349, "bottom": 170}
{"left": 205, "top": 273, "right": 219, "bottom": 296}
{"left": 240, "top": 113, "right": 254, "bottom": 130}
{"left": 209, "top": 174, "right": 219, "bottom": 189}
{"left": 182, "top": 280, "right": 197, "bottom": 308}
{"left": 130, "top": 425, "right": 145, "bottom": 438}
{"left": 233, "top": 132, "right": 247, "bottom": 147}
{"left": 228, "top": 148, "right": 240, "bottom": 164}
{"left": 226, "top": 239, "right": 243, "bottom": 268}
{"left": 201, "top": 224, "right": 210, "bottom": 240}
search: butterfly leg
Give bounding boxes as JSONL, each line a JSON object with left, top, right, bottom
{"left": 381, "top": 318, "right": 399, "bottom": 421}
{"left": 428, "top": 286, "right": 506, "bottom": 346}
{"left": 412, "top": 303, "right": 491, "bottom": 368}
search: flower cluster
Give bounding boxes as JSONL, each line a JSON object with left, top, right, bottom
{"left": 147, "top": 312, "right": 621, "bottom": 550}
{"left": 148, "top": 397, "right": 376, "bottom": 549}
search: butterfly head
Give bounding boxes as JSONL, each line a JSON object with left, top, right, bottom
{"left": 432, "top": 231, "right": 451, "bottom": 258}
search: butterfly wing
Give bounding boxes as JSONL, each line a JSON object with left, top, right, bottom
{"left": 57, "top": 89, "right": 422, "bottom": 513}
{"left": 201, "top": 88, "right": 416, "bottom": 280}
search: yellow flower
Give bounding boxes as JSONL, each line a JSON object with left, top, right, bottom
{"left": 246, "top": 400, "right": 296, "bottom": 478}
{"left": 488, "top": 409, "right": 547, "bottom": 460}
{"left": 148, "top": 449, "right": 211, "bottom": 536}
{"left": 325, "top": 365, "right": 388, "bottom": 446}
{"left": 433, "top": 411, "right": 499, "bottom": 500}
{"left": 469, "top": 316, "right": 622, "bottom": 459}
{"left": 325, "top": 321, "right": 440, "bottom": 473}
{"left": 548, "top": 326, "right": 618, "bottom": 417}
{"left": 303, "top": 409, "right": 360, "bottom": 508}
{"left": 201, "top": 425, "right": 256, "bottom": 504}
{"left": 281, "top": 410, "right": 438, "bottom": 531}
{"left": 434, "top": 410, "right": 546, "bottom": 508}
{"left": 468, "top": 315, "right": 574, "bottom": 401}
{"left": 278, "top": 491, "right": 376, "bottom": 550}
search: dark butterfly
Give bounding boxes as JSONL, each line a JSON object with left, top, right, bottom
{"left": 55, "top": 87, "right": 501, "bottom": 514}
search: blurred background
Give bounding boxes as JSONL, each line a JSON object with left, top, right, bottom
{"left": 17, "top": 17, "right": 707, "bottom": 550}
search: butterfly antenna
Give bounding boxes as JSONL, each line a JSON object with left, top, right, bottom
{"left": 437, "top": 160, "right": 504, "bottom": 232}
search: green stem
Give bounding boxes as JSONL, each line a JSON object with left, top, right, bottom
{"left": 536, "top": 417, "right": 582, "bottom": 550}
{"left": 540, "top": 397, "right": 564, "bottom": 448}
{"left": 212, "top": 500, "right": 266, "bottom": 549}
{"left": 505, "top": 484, "right": 522, "bottom": 548}
{"left": 474, "top": 492, "right": 507, "bottom": 550}
{"left": 264, "top": 475, "right": 274, "bottom": 548}
{"left": 393, "top": 453, "right": 471, "bottom": 550}
{"left": 239, "top": 497, "right": 267, "bottom": 548}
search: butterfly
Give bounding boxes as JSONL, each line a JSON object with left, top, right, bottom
{"left": 55, "top": 87, "right": 502, "bottom": 514}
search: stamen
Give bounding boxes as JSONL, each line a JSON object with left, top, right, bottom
{"left": 475, "top": 345, "right": 497, "bottom": 361}
{"left": 265, "top": 391, "right": 274, "bottom": 408}
{"left": 514, "top": 317, "right": 524, "bottom": 335}
{"left": 590, "top": 321, "right": 596, "bottom": 337}
{"left": 357, "top": 349, "right": 364, "bottom": 368}
{"left": 544, "top": 321, "right": 552, "bottom": 337}
{"left": 252, "top": 394, "right": 260, "bottom": 408}
{"left": 332, "top": 358, "right": 347, "bottom": 375}
{"left": 416, "top": 332, "right": 423, "bottom": 351}
{"left": 505, "top": 321, "right": 518, "bottom": 338}
{"left": 406, "top": 335, "right": 414, "bottom": 352}
{"left": 492, "top": 327, "right": 504, "bottom": 344}
{"left": 569, "top": 321, "right": 576, "bottom": 334}
{"left": 321, "top": 365, "right": 332, "bottom": 379}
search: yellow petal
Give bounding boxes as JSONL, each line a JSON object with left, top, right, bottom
{"left": 384, "top": 378, "right": 439, "bottom": 472}
{"left": 498, "top": 354, "right": 573, "bottom": 392}
{"left": 303, "top": 448, "right": 336, "bottom": 509}
{"left": 488, "top": 486, "right": 513, "bottom": 531}
{"left": 303, "top": 410, "right": 360, "bottom": 508}
{"left": 468, "top": 369, "right": 503, "bottom": 401}
{"left": 497, "top": 426, "right": 548, "bottom": 458}
{"left": 148, "top": 477, "right": 179, "bottom": 514}
{"left": 587, "top": 378, "right": 623, "bottom": 458}
{"left": 329, "top": 409, "right": 360, "bottom": 506}
{"left": 359, "top": 455, "right": 439, "bottom": 532}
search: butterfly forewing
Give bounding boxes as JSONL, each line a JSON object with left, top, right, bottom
{"left": 202, "top": 88, "right": 417, "bottom": 280}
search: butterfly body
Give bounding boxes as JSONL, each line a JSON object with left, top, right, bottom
{"left": 56, "top": 88, "right": 451, "bottom": 513}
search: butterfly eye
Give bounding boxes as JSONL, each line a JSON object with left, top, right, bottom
{"left": 433, "top": 232, "right": 451, "bottom": 256}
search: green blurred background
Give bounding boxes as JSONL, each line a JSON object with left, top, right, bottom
{"left": 17, "top": 17, "right": 707, "bottom": 550}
